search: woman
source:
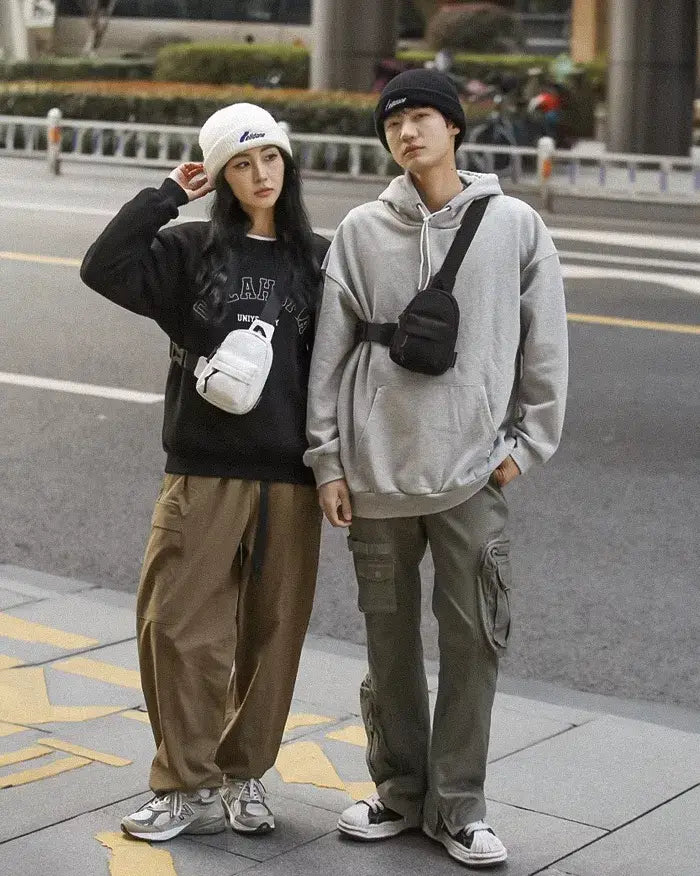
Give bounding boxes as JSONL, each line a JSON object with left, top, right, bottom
{"left": 81, "top": 103, "right": 329, "bottom": 841}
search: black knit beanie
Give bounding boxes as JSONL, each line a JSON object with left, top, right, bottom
{"left": 374, "top": 69, "right": 466, "bottom": 152}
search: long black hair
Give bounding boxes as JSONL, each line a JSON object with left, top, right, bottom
{"left": 196, "top": 150, "right": 320, "bottom": 322}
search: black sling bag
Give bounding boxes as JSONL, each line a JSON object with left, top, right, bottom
{"left": 354, "top": 196, "right": 490, "bottom": 376}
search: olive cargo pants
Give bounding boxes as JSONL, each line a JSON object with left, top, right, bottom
{"left": 347, "top": 483, "right": 511, "bottom": 835}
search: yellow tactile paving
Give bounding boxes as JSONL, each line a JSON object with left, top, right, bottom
{"left": 52, "top": 657, "right": 142, "bottom": 690}
{"left": 96, "top": 831, "right": 178, "bottom": 876}
{"left": 0, "top": 251, "right": 82, "bottom": 268}
{"left": 121, "top": 710, "right": 151, "bottom": 724}
{"left": 326, "top": 725, "right": 367, "bottom": 748}
{"left": 0, "top": 744, "right": 51, "bottom": 768}
{"left": 275, "top": 740, "right": 347, "bottom": 792}
{"left": 344, "top": 781, "right": 376, "bottom": 800}
{"left": 0, "top": 655, "right": 24, "bottom": 670}
{"left": 0, "top": 721, "right": 28, "bottom": 737}
{"left": 284, "top": 713, "right": 332, "bottom": 733}
{"left": 0, "top": 666, "right": 124, "bottom": 725}
{"left": 0, "top": 755, "right": 91, "bottom": 788}
{"left": 0, "top": 613, "right": 98, "bottom": 649}
{"left": 37, "top": 738, "right": 132, "bottom": 767}
{"left": 567, "top": 312, "right": 700, "bottom": 335}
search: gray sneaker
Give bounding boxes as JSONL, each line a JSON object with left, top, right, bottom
{"left": 121, "top": 789, "right": 226, "bottom": 841}
{"left": 221, "top": 777, "right": 275, "bottom": 834}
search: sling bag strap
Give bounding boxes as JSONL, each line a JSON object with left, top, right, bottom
{"left": 354, "top": 195, "right": 491, "bottom": 346}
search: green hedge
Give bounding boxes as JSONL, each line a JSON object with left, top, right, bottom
{"left": 155, "top": 43, "right": 309, "bottom": 88}
{"left": 0, "top": 58, "right": 155, "bottom": 81}
{"left": 0, "top": 82, "right": 491, "bottom": 136}
{"left": 152, "top": 42, "right": 605, "bottom": 92}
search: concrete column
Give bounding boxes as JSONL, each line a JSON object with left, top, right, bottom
{"left": 310, "top": 0, "right": 399, "bottom": 92}
{"left": 570, "top": 0, "right": 607, "bottom": 64}
{"left": 607, "top": 0, "right": 697, "bottom": 156}
{"left": 0, "top": 0, "right": 30, "bottom": 62}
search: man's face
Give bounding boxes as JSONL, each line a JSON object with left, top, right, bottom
{"left": 383, "top": 106, "right": 459, "bottom": 172}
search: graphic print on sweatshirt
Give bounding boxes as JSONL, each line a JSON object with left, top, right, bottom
{"left": 192, "top": 237, "right": 310, "bottom": 336}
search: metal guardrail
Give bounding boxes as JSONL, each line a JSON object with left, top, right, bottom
{"left": 1, "top": 113, "right": 698, "bottom": 201}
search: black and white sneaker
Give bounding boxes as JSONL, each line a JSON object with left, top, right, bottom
{"left": 424, "top": 818, "right": 507, "bottom": 868}
{"left": 338, "top": 793, "right": 420, "bottom": 840}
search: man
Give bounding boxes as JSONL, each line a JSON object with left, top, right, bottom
{"left": 304, "top": 69, "right": 568, "bottom": 868}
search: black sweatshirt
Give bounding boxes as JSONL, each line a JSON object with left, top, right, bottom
{"left": 81, "top": 178, "right": 330, "bottom": 484}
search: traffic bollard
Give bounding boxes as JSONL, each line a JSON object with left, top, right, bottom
{"left": 47, "top": 107, "right": 62, "bottom": 175}
{"left": 537, "top": 136, "right": 555, "bottom": 213}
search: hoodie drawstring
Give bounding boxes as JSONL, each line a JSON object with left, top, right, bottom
{"left": 416, "top": 202, "right": 453, "bottom": 291}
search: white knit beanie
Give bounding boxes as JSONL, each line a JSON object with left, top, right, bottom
{"left": 199, "top": 103, "right": 293, "bottom": 182}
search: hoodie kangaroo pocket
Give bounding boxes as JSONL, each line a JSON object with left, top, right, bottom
{"left": 352, "top": 383, "right": 497, "bottom": 495}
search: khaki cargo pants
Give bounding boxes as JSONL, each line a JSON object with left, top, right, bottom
{"left": 136, "top": 473, "right": 322, "bottom": 793}
{"left": 348, "top": 482, "right": 511, "bottom": 835}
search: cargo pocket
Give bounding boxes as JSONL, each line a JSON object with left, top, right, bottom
{"left": 138, "top": 501, "right": 185, "bottom": 624}
{"left": 348, "top": 538, "right": 396, "bottom": 614}
{"left": 478, "top": 539, "right": 512, "bottom": 655}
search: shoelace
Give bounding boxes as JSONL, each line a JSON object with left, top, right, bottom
{"left": 362, "top": 792, "right": 385, "bottom": 815}
{"left": 150, "top": 790, "right": 184, "bottom": 818}
{"left": 238, "top": 778, "right": 266, "bottom": 804}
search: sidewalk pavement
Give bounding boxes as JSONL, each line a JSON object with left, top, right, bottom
{"left": 0, "top": 564, "right": 698, "bottom": 876}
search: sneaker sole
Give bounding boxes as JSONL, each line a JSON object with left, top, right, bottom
{"left": 423, "top": 823, "right": 507, "bottom": 868}
{"left": 230, "top": 818, "right": 275, "bottom": 834}
{"left": 121, "top": 815, "right": 226, "bottom": 842}
{"left": 337, "top": 817, "right": 417, "bottom": 841}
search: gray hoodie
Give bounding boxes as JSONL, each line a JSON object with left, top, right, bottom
{"left": 304, "top": 170, "right": 568, "bottom": 518}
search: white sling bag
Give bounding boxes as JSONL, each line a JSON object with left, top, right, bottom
{"left": 193, "top": 315, "right": 276, "bottom": 415}
{"left": 169, "top": 269, "right": 288, "bottom": 416}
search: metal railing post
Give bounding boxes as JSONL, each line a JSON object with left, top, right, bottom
{"left": 46, "top": 108, "right": 62, "bottom": 175}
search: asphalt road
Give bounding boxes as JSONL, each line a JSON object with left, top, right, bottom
{"left": 1, "top": 157, "right": 698, "bottom": 712}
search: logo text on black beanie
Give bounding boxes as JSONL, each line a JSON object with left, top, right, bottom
{"left": 240, "top": 131, "right": 266, "bottom": 143}
{"left": 385, "top": 97, "right": 407, "bottom": 113}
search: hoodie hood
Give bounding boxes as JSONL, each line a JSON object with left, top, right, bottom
{"left": 378, "top": 170, "right": 503, "bottom": 226}
{"left": 378, "top": 170, "right": 504, "bottom": 289}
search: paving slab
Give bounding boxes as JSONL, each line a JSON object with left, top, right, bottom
{"left": 291, "top": 647, "right": 367, "bottom": 715}
{"left": 0, "top": 712, "right": 154, "bottom": 843}
{"left": 0, "top": 587, "right": 38, "bottom": 611}
{"left": 2, "top": 593, "right": 136, "bottom": 649}
{"left": 44, "top": 663, "right": 142, "bottom": 710}
{"left": 0, "top": 795, "right": 255, "bottom": 876}
{"left": 486, "top": 714, "right": 700, "bottom": 829}
{"left": 488, "top": 700, "right": 574, "bottom": 762}
{"left": 0, "top": 565, "right": 93, "bottom": 596}
{"left": 190, "top": 794, "right": 339, "bottom": 862}
{"left": 496, "top": 691, "right": 602, "bottom": 728}
{"left": 232, "top": 796, "right": 605, "bottom": 876}
{"left": 554, "top": 784, "right": 700, "bottom": 876}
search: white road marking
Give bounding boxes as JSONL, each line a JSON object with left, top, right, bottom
{"left": 550, "top": 228, "right": 700, "bottom": 256}
{"left": 562, "top": 264, "right": 700, "bottom": 296}
{"left": 0, "top": 372, "right": 164, "bottom": 404}
{"left": 557, "top": 251, "right": 700, "bottom": 273}
{"left": 0, "top": 199, "right": 698, "bottom": 255}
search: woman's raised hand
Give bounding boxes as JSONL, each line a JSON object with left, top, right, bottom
{"left": 168, "top": 162, "right": 214, "bottom": 202}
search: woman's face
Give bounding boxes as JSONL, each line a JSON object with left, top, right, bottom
{"left": 222, "top": 145, "right": 285, "bottom": 216}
